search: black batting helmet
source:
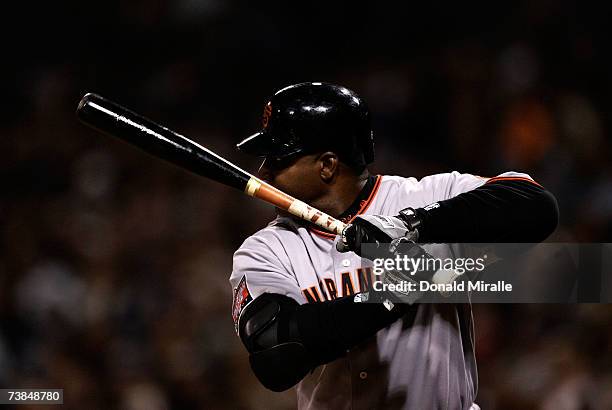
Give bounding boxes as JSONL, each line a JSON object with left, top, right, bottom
{"left": 237, "top": 82, "right": 374, "bottom": 169}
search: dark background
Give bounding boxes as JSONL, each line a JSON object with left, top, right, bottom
{"left": 1, "top": 1, "right": 611, "bottom": 409}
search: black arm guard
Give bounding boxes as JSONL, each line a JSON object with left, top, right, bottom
{"left": 239, "top": 293, "right": 314, "bottom": 392}
{"left": 238, "top": 292, "right": 407, "bottom": 392}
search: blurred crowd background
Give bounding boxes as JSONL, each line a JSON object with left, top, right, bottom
{"left": 2, "top": 1, "right": 611, "bottom": 409}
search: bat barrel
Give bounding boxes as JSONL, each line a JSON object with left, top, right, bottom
{"left": 77, "top": 93, "right": 347, "bottom": 235}
{"left": 77, "top": 93, "right": 250, "bottom": 191}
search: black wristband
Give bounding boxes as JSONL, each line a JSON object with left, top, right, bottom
{"left": 397, "top": 207, "right": 427, "bottom": 239}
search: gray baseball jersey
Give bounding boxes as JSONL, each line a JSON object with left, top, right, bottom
{"left": 230, "top": 171, "right": 533, "bottom": 410}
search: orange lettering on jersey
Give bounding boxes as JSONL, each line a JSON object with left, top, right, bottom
{"left": 302, "top": 286, "right": 323, "bottom": 303}
{"left": 324, "top": 278, "right": 338, "bottom": 300}
{"left": 357, "top": 267, "right": 373, "bottom": 292}
{"left": 340, "top": 272, "right": 355, "bottom": 297}
{"left": 318, "top": 280, "right": 329, "bottom": 301}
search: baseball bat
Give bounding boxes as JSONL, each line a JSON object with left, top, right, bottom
{"left": 76, "top": 93, "right": 347, "bottom": 235}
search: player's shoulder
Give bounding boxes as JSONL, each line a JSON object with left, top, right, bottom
{"left": 378, "top": 174, "right": 420, "bottom": 192}
{"left": 235, "top": 216, "right": 299, "bottom": 253}
{"left": 374, "top": 171, "right": 489, "bottom": 211}
{"left": 380, "top": 171, "right": 477, "bottom": 185}
{"left": 379, "top": 171, "right": 479, "bottom": 193}
{"left": 378, "top": 170, "right": 536, "bottom": 206}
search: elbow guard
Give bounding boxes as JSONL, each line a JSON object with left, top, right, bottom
{"left": 238, "top": 293, "right": 314, "bottom": 392}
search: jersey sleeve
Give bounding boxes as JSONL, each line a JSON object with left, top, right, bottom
{"left": 230, "top": 231, "right": 305, "bottom": 333}
{"left": 421, "top": 170, "right": 537, "bottom": 202}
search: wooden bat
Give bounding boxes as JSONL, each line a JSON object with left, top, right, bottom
{"left": 76, "top": 93, "right": 347, "bottom": 235}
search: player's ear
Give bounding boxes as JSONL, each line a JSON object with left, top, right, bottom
{"left": 318, "top": 152, "right": 339, "bottom": 182}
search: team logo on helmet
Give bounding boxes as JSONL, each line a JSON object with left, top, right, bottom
{"left": 262, "top": 102, "right": 273, "bottom": 129}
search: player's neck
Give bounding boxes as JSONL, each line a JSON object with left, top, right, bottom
{"left": 314, "top": 169, "right": 370, "bottom": 218}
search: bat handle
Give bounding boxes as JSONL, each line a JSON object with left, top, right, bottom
{"left": 244, "top": 177, "right": 348, "bottom": 235}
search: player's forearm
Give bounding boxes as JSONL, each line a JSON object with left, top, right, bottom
{"left": 295, "top": 293, "right": 407, "bottom": 363}
{"left": 414, "top": 179, "right": 559, "bottom": 243}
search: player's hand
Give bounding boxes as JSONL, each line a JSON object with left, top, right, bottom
{"left": 336, "top": 215, "right": 431, "bottom": 305}
{"left": 336, "top": 214, "right": 418, "bottom": 256}
{"left": 336, "top": 211, "right": 459, "bottom": 305}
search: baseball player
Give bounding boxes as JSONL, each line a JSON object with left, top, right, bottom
{"left": 230, "top": 82, "right": 559, "bottom": 409}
